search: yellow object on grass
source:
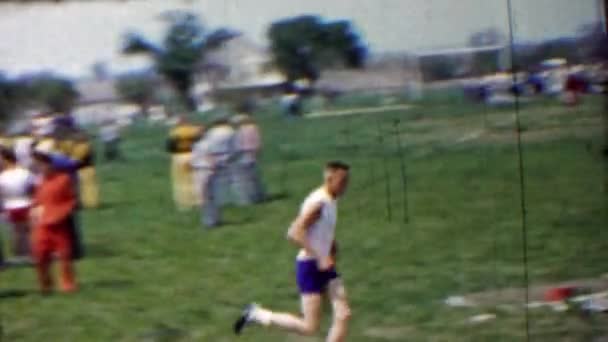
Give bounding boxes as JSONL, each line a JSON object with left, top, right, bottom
{"left": 167, "top": 123, "right": 203, "bottom": 211}
{"left": 71, "top": 138, "right": 99, "bottom": 209}
{"left": 78, "top": 166, "right": 99, "bottom": 209}
{"left": 171, "top": 153, "right": 200, "bottom": 210}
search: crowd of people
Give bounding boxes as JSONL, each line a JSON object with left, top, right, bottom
{"left": 0, "top": 104, "right": 265, "bottom": 293}
{"left": 463, "top": 62, "right": 607, "bottom": 106}
{"left": 167, "top": 106, "right": 265, "bottom": 227}
{"left": 0, "top": 112, "right": 98, "bottom": 293}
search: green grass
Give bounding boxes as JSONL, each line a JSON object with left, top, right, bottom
{"left": 1, "top": 93, "right": 607, "bottom": 341}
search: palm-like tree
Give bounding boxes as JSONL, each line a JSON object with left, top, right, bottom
{"left": 122, "top": 11, "right": 238, "bottom": 112}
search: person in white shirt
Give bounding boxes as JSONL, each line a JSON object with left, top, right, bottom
{"left": 234, "top": 161, "right": 351, "bottom": 342}
{"left": 100, "top": 119, "right": 121, "bottom": 161}
{"left": 281, "top": 85, "right": 302, "bottom": 117}
{"left": 0, "top": 147, "right": 35, "bottom": 259}
{"left": 231, "top": 114, "right": 265, "bottom": 205}
{"left": 13, "top": 133, "right": 35, "bottom": 170}
{"left": 191, "top": 117, "right": 235, "bottom": 227}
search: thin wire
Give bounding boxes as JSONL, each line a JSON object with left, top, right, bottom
{"left": 507, "top": 0, "right": 530, "bottom": 340}
{"left": 394, "top": 119, "right": 409, "bottom": 224}
{"left": 376, "top": 119, "right": 393, "bottom": 222}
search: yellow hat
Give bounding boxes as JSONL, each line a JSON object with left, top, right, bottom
{"left": 34, "top": 139, "right": 56, "bottom": 156}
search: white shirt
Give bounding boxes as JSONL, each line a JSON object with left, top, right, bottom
{"left": 14, "top": 137, "right": 34, "bottom": 169}
{"left": 100, "top": 124, "right": 119, "bottom": 142}
{"left": 32, "top": 116, "right": 54, "bottom": 136}
{"left": 296, "top": 187, "right": 337, "bottom": 261}
{"left": 206, "top": 125, "right": 236, "bottom": 167}
{"left": 235, "top": 124, "right": 261, "bottom": 164}
{"left": 191, "top": 139, "right": 214, "bottom": 170}
{"left": 0, "top": 167, "right": 34, "bottom": 210}
{"left": 281, "top": 94, "right": 299, "bottom": 108}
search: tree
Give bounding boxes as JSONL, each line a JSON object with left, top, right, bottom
{"left": 24, "top": 75, "right": 79, "bottom": 114}
{"left": 577, "top": 22, "right": 608, "bottom": 62}
{"left": 115, "top": 74, "right": 156, "bottom": 117}
{"left": 268, "top": 15, "right": 367, "bottom": 83}
{"left": 419, "top": 55, "right": 461, "bottom": 81}
{"left": 0, "top": 73, "right": 78, "bottom": 127}
{"left": 122, "top": 11, "right": 237, "bottom": 112}
{"left": 468, "top": 28, "right": 507, "bottom": 75}
{"left": 469, "top": 28, "right": 505, "bottom": 47}
{"left": 0, "top": 74, "right": 22, "bottom": 125}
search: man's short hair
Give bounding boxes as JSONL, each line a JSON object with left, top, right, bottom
{"left": 325, "top": 160, "right": 350, "bottom": 172}
{"left": 0, "top": 147, "right": 17, "bottom": 163}
{"left": 32, "top": 151, "right": 52, "bottom": 164}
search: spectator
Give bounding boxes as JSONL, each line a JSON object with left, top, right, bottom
{"left": 31, "top": 113, "right": 54, "bottom": 138}
{"left": 71, "top": 131, "right": 99, "bottom": 209}
{"left": 100, "top": 119, "right": 122, "bottom": 161}
{"left": 13, "top": 131, "right": 35, "bottom": 170}
{"left": 30, "top": 145, "right": 79, "bottom": 294}
{"left": 31, "top": 138, "right": 84, "bottom": 261}
{"left": 191, "top": 115, "right": 235, "bottom": 228}
{"left": 167, "top": 116, "right": 204, "bottom": 211}
{"left": 0, "top": 147, "right": 36, "bottom": 262}
{"left": 281, "top": 84, "right": 302, "bottom": 117}
{"left": 231, "top": 114, "right": 265, "bottom": 205}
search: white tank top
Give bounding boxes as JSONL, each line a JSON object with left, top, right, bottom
{"left": 296, "top": 187, "right": 337, "bottom": 261}
{"left": 0, "top": 167, "right": 34, "bottom": 210}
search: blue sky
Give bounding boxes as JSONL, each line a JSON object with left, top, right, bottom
{"left": 0, "top": 0, "right": 602, "bottom": 78}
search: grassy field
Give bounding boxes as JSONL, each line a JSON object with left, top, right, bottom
{"left": 1, "top": 92, "right": 607, "bottom": 341}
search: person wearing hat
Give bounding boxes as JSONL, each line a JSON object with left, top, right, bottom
{"left": 30, "top": 143, "right": 79, "bottom": 293}
{"left": 31, "top": 137, "right": 85, "bottom": 261}
{"left": 191, "top": 114, "right": 236, "bottom": 227}
{"left": 231, "top": 113, "right": 265, "bottom": 205}
{"left": 167, "top": 116, "right": 204, "bottom": 211}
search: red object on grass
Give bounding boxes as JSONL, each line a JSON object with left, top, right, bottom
{"left": 544, "top": 286, "right": 576, "bottom": 302}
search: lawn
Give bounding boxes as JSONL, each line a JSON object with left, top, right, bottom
{"left": 1, "top": 92, "right": 607, "bottom": 341}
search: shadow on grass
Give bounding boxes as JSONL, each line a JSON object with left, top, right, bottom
{"left": 1, "top": 259, "right": 34, "bottom": 269}
{"left": 85, "top": 243, "right": 117, "bottom": 259}
{"left": 0, "top": 289, "right": 33, "bottom": 299}
{"left": 83, "top": 279, "right": 134, "bottom": 290}
{"left": 139, "top": 323, "right": 187, "bottom": 341}
{"left": 261, "top": 192, "right": 289, "bottom": 203}
{"left": 84, "top": 202, "right": 137, "bottom": 211}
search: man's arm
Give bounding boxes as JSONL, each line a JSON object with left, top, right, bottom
{"left": 331, "top": 240, "right": 338, "bottom": 258}
{"left": 51, "top": 154, "right": 80, "bottom": 173}
{"left": 286, "top": 202, "right": 323, "bottom": 259}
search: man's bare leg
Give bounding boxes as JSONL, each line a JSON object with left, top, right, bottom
{"left": 238, "top": 294, "right": 322, "bottom": 336}
{"left": 326, "top": 279, "right": 351, "bottom": 342}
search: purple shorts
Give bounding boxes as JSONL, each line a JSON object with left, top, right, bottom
{"left": 296, "top": 259, "right": 339, "bottom": 294}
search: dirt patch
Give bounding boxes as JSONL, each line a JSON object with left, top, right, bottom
{"left": 464, "top": 276, "right": 608, "bottom": 307}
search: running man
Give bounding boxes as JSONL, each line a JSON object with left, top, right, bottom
{"left": 234, "top": 161, "right": 352, "bottom": 341}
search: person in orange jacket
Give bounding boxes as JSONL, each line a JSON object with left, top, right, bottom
{"left": 30, "top": 147, "right": 78, "bottom": 294}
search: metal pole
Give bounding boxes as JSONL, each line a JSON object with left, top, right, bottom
{"left": 376, "top": 120, "right": 392, "bottom": 222}
{"left": 394, "top": 118, "right": 409, "bottom": 224}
